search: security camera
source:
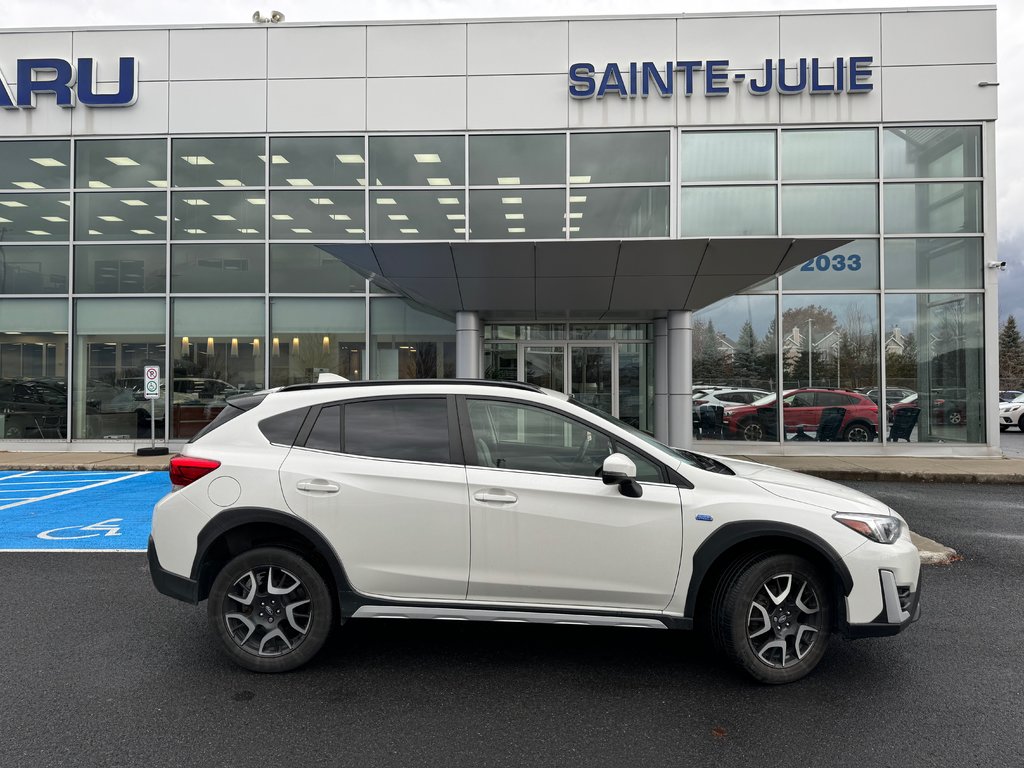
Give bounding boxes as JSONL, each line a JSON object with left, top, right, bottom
{"left": 271, "top": 10, "right": 285, "bottom": 23}
{"left": 988, "top": 260, "right": 1007, "bottom": 271}
{"left": 253, "top": 11, "right": 266, "bottom": 23}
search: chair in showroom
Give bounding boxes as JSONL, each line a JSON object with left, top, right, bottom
{"left": 816, "top": 407, "right": 846, "bottom": 442}
{"left": 888, "top": 407, "right": 921, "bottom": 443}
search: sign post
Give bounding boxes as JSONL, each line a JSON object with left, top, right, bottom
{"left": 137, "top": 365, "right": 169, "bottom": 457}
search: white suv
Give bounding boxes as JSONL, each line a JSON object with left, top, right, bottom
{"left": 149, "top": 379, "right": 920, "bottom": 684}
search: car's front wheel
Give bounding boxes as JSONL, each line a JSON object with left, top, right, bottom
{"left": 711, "top": 553, "right": 832, "bottom": 684}
{"left": 740, "top": 419, "right": 765, "bottom": 442}
{"left": 842, "top": 422, "right": 874, "bottom": 442}
{"left": 207, "top": 547, "right": 333, "bottom": 673}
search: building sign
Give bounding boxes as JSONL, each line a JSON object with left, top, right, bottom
{"left": 0, "top": 57, "right": 138, "bottom": 108}
{"left": 569, "top": 57, "right": 873, "bottom": 99}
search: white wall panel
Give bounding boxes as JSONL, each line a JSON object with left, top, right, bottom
{"left": 366, "top": 77, "right": 466, "bottom": 131}
{"left": 468, "top": 22, "right": 567, "bottom": 75}
{"left": 781, "top": 13, "right": 880, "bottom": 64}
{"left": 367, "top": 25, "right": 466, "bottom": 77}
{"left": 169, "top": 29, "right": 267, "bottom": 81}
{"left": 881, "top": 64, "right": 997, "bottom": 122}
{"left": 268, "top": 79, "right": 365, "bottom": 132}
{"left": 169, "top": 80, "right": 266, "bottom": 133}
{"left": 0, "top": 32, "right": 72, "bottom": 78}
{"left": 72, "top": 30, "right": 168, "bottom": 81}
{"left": 677, "top": 71, "right": 780, "bottom": 127}
{"left": 468, "top": 75, "right": 566, "bottom": 130}
{"left": 72, "top": 80, "right": 168, "bottom": 135}
{"left": 677, "top": 16, "right": 779, "bottom": 70}
{"left": 0, "top": 102, "right": 72, "bottom": 137}
{"left": 882, "top": 10, "right": 996, "bottom": 66}
{"left": 569, "top": 19, "right": 675, "bottom": 68}
{"left": 268, "top": 26, "right": 365, "bottom": 79}
{"left": 570, "top": 90, "right": 676, "bottom": 129}
{"left": 780, "top": 68, "right": 881, "bottom": 124}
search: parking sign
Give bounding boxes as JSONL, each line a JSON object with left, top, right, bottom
{"left": 144, "top": 365, "right": 160, "bottom": 400}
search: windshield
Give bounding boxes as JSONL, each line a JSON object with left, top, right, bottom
{"left": 1012, "top": 394, "right": 1024, "bottom": 404}
{"left": 750, "top": 392, "right": 780, "bottom": 407}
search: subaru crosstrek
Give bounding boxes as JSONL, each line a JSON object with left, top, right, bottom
{"left": 149, "top": 379, "right": 920, "bottom": 684}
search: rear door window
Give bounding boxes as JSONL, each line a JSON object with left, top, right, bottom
{"left": 344, "top": 397, "right": 450, "bottom": 464}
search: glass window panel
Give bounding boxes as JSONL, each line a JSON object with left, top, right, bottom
{"left": 0, "top": 330, "right": 69, "bottom": 439}
{"left": 269, "top": 137, "right": 365, "bottom": 187}
{"left": 781, "top": 129, "right": 876, "bottom": 180}
{"left": 483, "top": 343, "right": 517, "bottom": 381}
{"left": 692, "top": 294, "right": 777, "bottom": 442}
{"left": 368, "top": 136, "right": 464, "bottom": 187}
{"left": 370, "top": 190, "right": 458, "bottom": 240}
{"left": 883, "top": 182, "right": 982, "bottom": 234}
{"left": 781, "top": 239, "right": 879, "bottom": 290}
{"left": 370, "top": 298, "right": 454, "bottom": 379}
{"left": 618, "top": 342, "right": 653, "bottom": 433}
{"left": 571, "top": 132, "right": 669, "bottom": 184}
{"left": 269, "top": 190, "right": 364, "bottom": 240}
{"left": 75, "top": 139, "right": 167, "bottom": 189}
{"left": 779, "top": 294, "right": 880, "bottom": 442}
{"left": 75, "top": 244, "right": 165, "bottom": 293}
{"left": 306, "top": 404, "right": 341, "bottom": 452}
{"left": 781, "top": 184, "right": 877, "bottom": 235}
{"left": 469, "top": 188, "right": 564, "bottom": 240}
{"left": 72, "top": 297, "right": 164, "bottom": 440}
{"left": 171, "top": 191, "right": 264, "bottom": 239}
{"left": 0, "top": 192, "right": 70, "bottom": 241}
{"left": 75, "top": 192, "right": 166, "bottom": 241}
{"left": 884, "top": 237, "right": 983, "bottom": 290}
{"left": 569, "top": 186, "right": 669, "bottom": 238}
{"left": 345, "top": 398, "right": 450, "bottom": 463}
{"left": 680, "top": 131, "right": 775, "bottom": 182}
{"left": 469, "top": 134, "right": 565, "bottom": 186}
{"left": 269, "top": 244, "right": 366, "bottom": 293}
{"left": 885, "top": 293, "right": 984, "bottom": 443}
{"left": 270, "top": 298, "right": 365, "bottom": 386}
{"left": 0, "top": 298, "right": 67, "bottom": 331}
{"left": 884, "top": 126, "right": 981, "bottom": 179}
{"left": 171, "top": 298, "right": 265, "bottom": 439}
{"left": 680, "top": 186, "right": 776, "bottom": 236}
{"left": 173, "top": 137, "right": 265, "bottom": 188}
{"left": 0, "top": 245, "right": 68, "bottom": 294}
{"left": 0, "top": 141, "right": 70, "bottom": 190}
{"left": 171, "top": 244, "right": 264, "bottom": 293}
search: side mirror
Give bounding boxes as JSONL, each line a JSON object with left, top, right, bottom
{"left": 601, "top": 453, "right": 643, "bottom": 498}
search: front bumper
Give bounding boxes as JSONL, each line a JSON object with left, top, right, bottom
{"left": 148, "top": 535, "right": 199, "bottom": 604}
{"left": 841, "top": 569, "right": 921, "bottom": 639}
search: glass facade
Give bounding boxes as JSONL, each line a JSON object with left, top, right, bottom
{"left": 0, "top": 124, "right": 988, "bottom": 447}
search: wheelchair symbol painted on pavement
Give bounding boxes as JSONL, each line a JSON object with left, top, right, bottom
{"left": 37, "top": 518, "right": 123, "bottom": 540}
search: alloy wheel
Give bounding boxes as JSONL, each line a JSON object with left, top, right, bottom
{"left": 222, "top": 565, "right": 313, "bottom": 657}
{"left": 745, "top": 573, "right": 823, "bottom": 669}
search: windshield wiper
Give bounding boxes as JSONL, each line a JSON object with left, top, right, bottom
{"left": 675, "top": 449, "right": 735, "bottom": 475}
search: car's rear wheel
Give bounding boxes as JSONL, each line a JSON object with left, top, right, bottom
{"left": 711, "top": 553, "right": 832, "bottom": 684}
{"left": 842, "top": 422, "right": 874, "bottom": 442}
{"left": 208, "top": 547, "right": 332, "bottom": 673}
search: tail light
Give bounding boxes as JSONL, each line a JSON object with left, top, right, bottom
{"left": 169, "top": 456, "right": 221, "bottom": 489}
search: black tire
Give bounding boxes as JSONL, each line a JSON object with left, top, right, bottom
{"left": 740, "top": 419, "right": 765, "bottom": 442}
{"left": 207, "top": 547, "right": 333, "bottom": 673}
{"left": 710, "top": 552, "right": 832, "bottom": 684}
{"left": 1019, "top": 414, "right": 1024, "bottom": 432}
{"left": 1000, "top": 425, "right": 1009, "bottom": 432}
{"left": 842, "top": 422, "right": 874, "bottom": 442}
{"left": 947, "top": 410, "right": 964, "bottom": 426}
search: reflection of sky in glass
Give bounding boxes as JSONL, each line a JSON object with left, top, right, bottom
{"left": 695, "top": 294, "right": 775, "bottom": 339}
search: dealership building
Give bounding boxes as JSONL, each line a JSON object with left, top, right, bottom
{"left": 0, "top": 5, "right": 999, "bottom": 453}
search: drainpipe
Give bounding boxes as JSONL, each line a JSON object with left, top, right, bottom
{"left": 455, "top": 311, "right": 482, "bottom": 378}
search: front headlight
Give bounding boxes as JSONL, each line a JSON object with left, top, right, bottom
{"left": 832, "top": 512, "right": 903, "bottom": 544}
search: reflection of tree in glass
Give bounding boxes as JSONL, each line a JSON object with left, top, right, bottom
{"left": 290, "top": 333, "right": 336, "bottom": 380}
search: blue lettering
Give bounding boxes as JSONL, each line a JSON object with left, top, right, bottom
{"left": 568, "top": 62, "right": 596, "bottom": 98}
{"left": 641, "top": 61, "right": 673, "bottom": 97}
{"left": 777, "top": 58, "right": 807, "bottom": 94}
{"left": 849, "top": 56, "right": 873, "bottom": 92}
{"left": 76, "top": 57, "right": 138, "bottom": 107}
{"left": 597, "top": 63, "right": 628, "bottom": 98}
{"left": 748, "top": 59, "right": 774, "bottom": 94}
{"left": 809, "top": 58, "right": 835, "bottom": 94}
{"left": 0, "top": 65, "right": 14, "bottom": 109}
{"left": 836, "top": 57, "right": 846, "bottom": 92}
{"left": 628, "top": 62, "right": 638, "bottom": 97}
{"left": 674, "top": 60, "right": 702, "bottom": 96}
{"left": 705, "top": 59, "right": 730, "bottom": 95}
{"left": 17, "top": 58, "right": 76, "bottom": 108}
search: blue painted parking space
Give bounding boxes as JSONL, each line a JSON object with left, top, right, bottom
{"left": 0, "top": 470, "right": 170, "bottom": 551}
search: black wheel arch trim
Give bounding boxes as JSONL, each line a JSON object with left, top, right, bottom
{"left": 683, "top": 521, "right": 855, "bottom": 620}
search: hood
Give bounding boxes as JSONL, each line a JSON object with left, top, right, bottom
{"left": 701, "top": 453, "right": 897, "bottom": 518}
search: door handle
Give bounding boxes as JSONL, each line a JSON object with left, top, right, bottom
{"left": 296, "top": 479, "right": 341, "bottom": 494}
{"left": 473, "top": 490, "right": 518, "bottom": 504}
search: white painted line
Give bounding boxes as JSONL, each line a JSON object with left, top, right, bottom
{"left": 0, "top": 471, "right": 40, "bottom": 482}
{"left": 0, "top": 471, "right": 147, "bottom": 511}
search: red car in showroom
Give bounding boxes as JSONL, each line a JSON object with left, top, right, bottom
{"left": 723, "top": 388, "right": 880, "bottom": 442}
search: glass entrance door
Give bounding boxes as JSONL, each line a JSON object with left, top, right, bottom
{"left": 569, "top": 345, "right": 613, "bottom": 415}
{"left": 524, "top": 346, "right": 564, "bottom": 392}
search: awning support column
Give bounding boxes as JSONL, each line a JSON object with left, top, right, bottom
{"left": 667, "top": 309, "right": 693, "bottom": 449}
{"left": 654, "top": 318, "right": 668, "bottom": 443}
{"left": 455, "top": 311, "right": 482, "bottom": 378}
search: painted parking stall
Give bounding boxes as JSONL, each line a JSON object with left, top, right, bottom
{"left": 0, "top": 470, "right": 170, "bottom": 551}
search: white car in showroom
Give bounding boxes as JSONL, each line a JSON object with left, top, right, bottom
{"left": 999, "top": 393, "right": 1024, "bottom": 431}
{"left": 149, "top": 379, "right": 920, "bottom": 684}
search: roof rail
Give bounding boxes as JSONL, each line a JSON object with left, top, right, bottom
{"left": 279, "top": 378, "right": 545, "bottom": 394}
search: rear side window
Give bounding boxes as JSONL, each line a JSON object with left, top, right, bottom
{"left": 259, "top": 407, "right": 309, "bottom": 446}
{"left": 345, "top": 398, "right": 450, "bottom": 464}
{"left": 306, "top": 405, "right": 341, "bottom": 452}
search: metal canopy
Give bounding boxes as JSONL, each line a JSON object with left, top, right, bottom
{"left": 318, "top": 238, "right": 850, "bottom": 320}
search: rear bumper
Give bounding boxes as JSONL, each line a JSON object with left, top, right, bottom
{"left": 148, "top": 535, "right": 199, "bottom": 605}
{"left": 841, "top": 569, "right": 921, "bottom": 639}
